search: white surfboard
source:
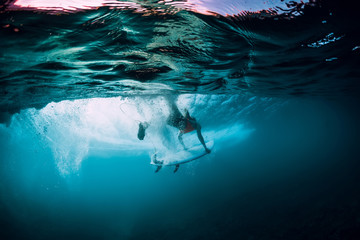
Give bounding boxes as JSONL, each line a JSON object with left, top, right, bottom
{"left": 151, "top": 141, "right": 214, "bottom": 172}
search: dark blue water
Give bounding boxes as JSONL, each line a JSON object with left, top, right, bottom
{"left": 1, "top": 0, "right": 360, "bottom": 239}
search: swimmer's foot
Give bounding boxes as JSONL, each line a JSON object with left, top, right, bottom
{"left": 137, "top": 122, "right": 149, "bottom": 140}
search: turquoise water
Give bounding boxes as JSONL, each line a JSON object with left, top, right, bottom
{"left": 1, "top": 95, "right": 359, "bottom": 239}
{"left": 1, "top": 0, "right": 360, "bottom": 239}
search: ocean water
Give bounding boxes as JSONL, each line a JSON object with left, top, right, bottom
{"left": 1, "top": 0, "right": 360, "bottom": 239}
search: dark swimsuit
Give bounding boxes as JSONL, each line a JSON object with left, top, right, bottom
{"left": 181, "top": 118, "right": 195, "bottom": 133}
{"left": 167, "top": 104, "right": 195, "bottom": 133}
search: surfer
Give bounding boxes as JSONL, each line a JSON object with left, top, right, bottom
{"left": 137, "top": 95, "right": 210, "bottom": 153}
{"left": 165, "top": 96, "right": 211, "bottom": 153}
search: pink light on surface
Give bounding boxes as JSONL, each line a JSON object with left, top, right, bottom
{"left": 10, "top": 0, "right": 144, "bottom": 13}
{"left": 14, "top": 0, "right": 105, "bottom": 10}
{"left": 8, "top": 0, "right": 312, "bottom": 17}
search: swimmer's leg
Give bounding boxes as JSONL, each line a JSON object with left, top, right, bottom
{"left": 155, "top": 165, "right": 162, "bottom": 173}
{"left": 174, "top": 164, "right": 180, "bottom": 173}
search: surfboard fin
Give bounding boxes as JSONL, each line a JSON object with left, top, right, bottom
{"left": 155, "top": 165, "right": 162, "bottom": 173}
{"left": 174, "top": 164, "right": 180, "bottom": 173}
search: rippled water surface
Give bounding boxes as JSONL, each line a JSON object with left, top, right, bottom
{"left": 1, "top": 0, "right": 359, "bottom": 113}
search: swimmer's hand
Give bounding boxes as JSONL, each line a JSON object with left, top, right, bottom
{"left": 205, "top": 147, "right": 211, "bottom": 154}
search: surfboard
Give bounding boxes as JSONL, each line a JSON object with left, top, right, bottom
{"left": 151, "top": 141, "right": 214, "bottom": 172}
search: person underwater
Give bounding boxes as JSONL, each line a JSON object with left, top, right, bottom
{"left": 137, "top": 96, "right": 211, "bottom": 153}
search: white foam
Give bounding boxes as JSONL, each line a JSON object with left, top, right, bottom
{"left": 4, "top": 94, "right": 259, "bottom": 176}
